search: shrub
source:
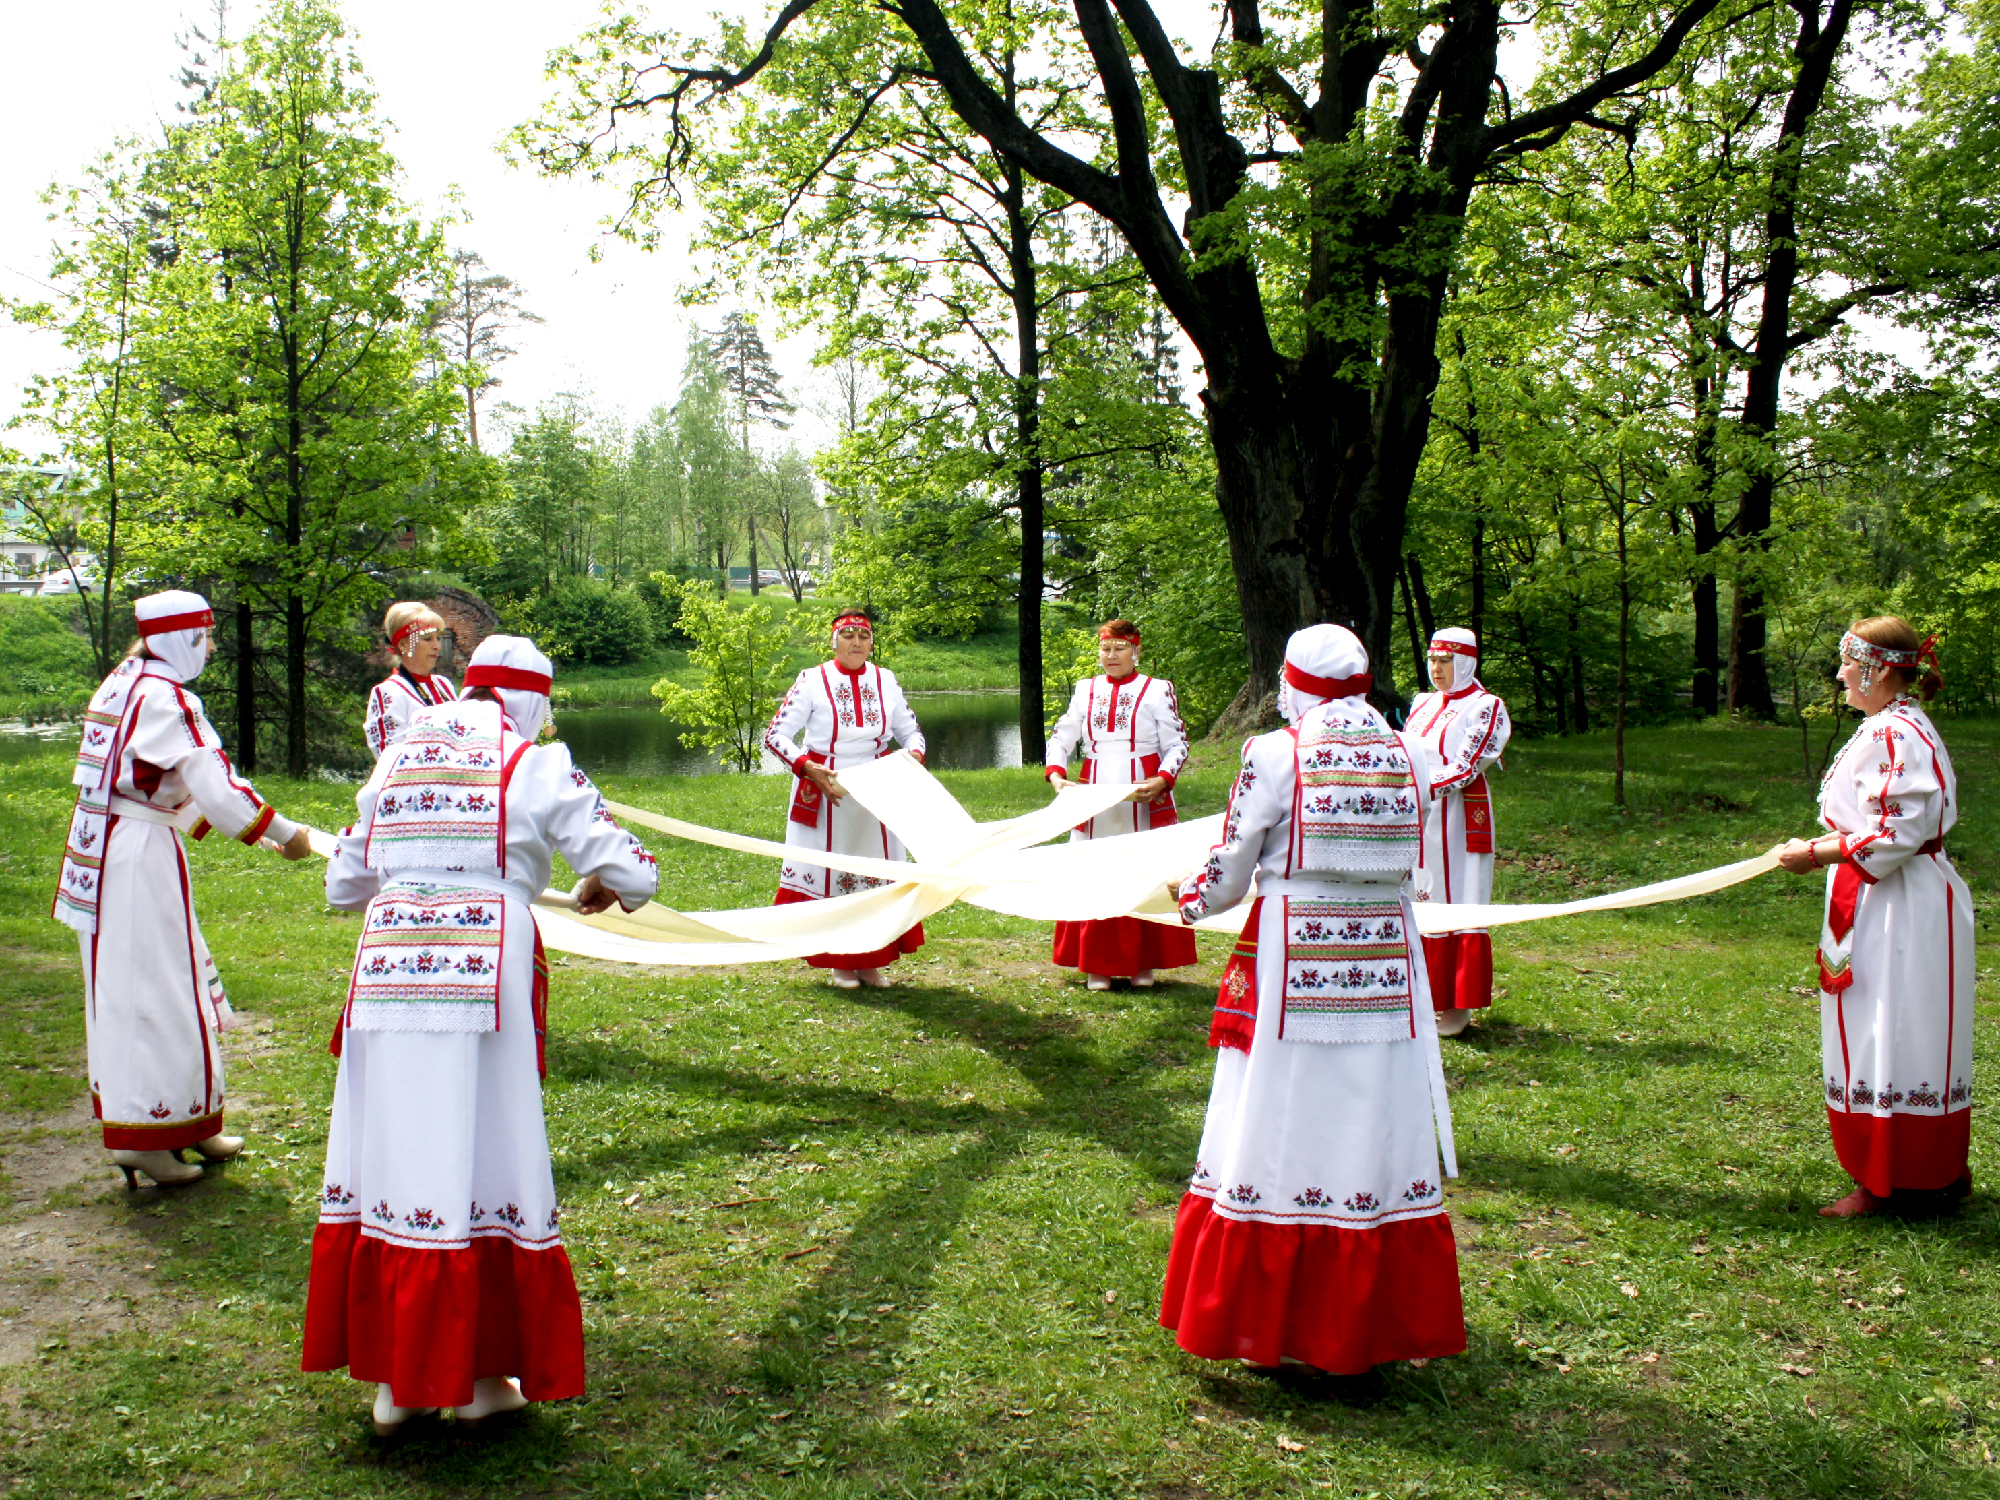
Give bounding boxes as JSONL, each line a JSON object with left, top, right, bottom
{"left": 526, "top": 582, "right": 654, "bottom": 666}
{"left": 0, "top": 597, "right": 103, "bottom": 719}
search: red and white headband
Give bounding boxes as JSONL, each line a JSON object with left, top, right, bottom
{"left": 464, "top": 663, "right": 552, "bottom": 696}
{"left": 831, "top": 613, "right": 873, "bottom": 635}
{"left": 1428, "top": 638, "right": 1478, "bottom": 658}
{"left": 391, "top": 618, "right": 437, "bottom": 648}
{"left": 138, "top": 607, "right": 213, "bottom": 636}
{"left": 1283, "top": 661, "right": 1372, "bottom": 699}
{"left": 1099, "top": 627, "right": 1140, "bottom": 645}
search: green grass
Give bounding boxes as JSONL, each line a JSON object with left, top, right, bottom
{"left": 0, "top": 717, "right": 1997, "bottom": 1496}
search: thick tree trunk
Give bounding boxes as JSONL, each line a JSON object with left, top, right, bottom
{"left": 1399, "top": 561, "right": 1425, "bottom": 682}
{"left": 1405, "top": 552, "right": 1436, "bottom": 643}
{"left": 1690, "top": 499, "right": 1722, "bottom": 715}
{"left": 1004, "top": 160, "right": 1048, "bottom": 764}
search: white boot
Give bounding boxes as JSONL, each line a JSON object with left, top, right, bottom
{"left": 111, "top": 1150, "right": 202, "bottom": 1189}
{"left": 454, "top": 1376, "right": 528, "bottom": 1429}
{"left": 1131, "top": 969, "right": 1156, "bottom": 989}
{"left": 192, "top": 1133, "right": 244, "bottom": 1161}
{"left": 828, "top": 969, "right": 862, "bottom": 989}
{"left": 1085, "top": 973, "right": 1111, "bottom": 992}
{"left": 857, "top": 967, "right": 891, "bottom": 989}
{"left": 1435, "top": 1007, "right": 1472, "bottom": 1038}
{"left": 372, "top": 1382, "right": 437, "bottom": 1437}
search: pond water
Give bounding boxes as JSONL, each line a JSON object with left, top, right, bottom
{"left": 555, "top": 692, "right": 1025, "bottom": 780}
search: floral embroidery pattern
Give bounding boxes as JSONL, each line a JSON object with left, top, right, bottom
{"left": 1342, "top": 1191, "right": 1379, "bottom": 1213}
{"left": 403, "top": 1207, "right": 445, "bottom": 1233}
{"left": 370, "top": 1199, "right": 395, "bottom": 1226}
{"left": 1292, "top": 1187, "right": 1333, "bottom": 1208}
{"left": 1225, "top": 1184, "right": 1262, "bottom": 1206}
{"left": 1191, "top": 1160, "right": 1213, "bottom": 1183}
{"left": 148, "top": 1102, "right": 172, "bottom": 1120}
{"left": 471, "top": 1200, "right": 527, "bottom": 1229}
{"left": 1403, "top": 1180, "right": 1439, "bottom": 1203}
{"left": 321, "top": 1182, "right": 356, "bottom": 1206}
{"left": 1951, "top": 1080, "right": 1972, "bottom": 1105}
{"left": 1906, "top": 1082, "right": 1942, "bottom": 1109}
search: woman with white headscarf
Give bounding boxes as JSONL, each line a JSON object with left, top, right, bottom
{"left": 1405, "top": 627, "right": 1512, "bottom": 1036}
{"left": 54, "top": 590, "right": 313, "bottom": 1189}
{"left": 307, "top": 635, "right": 660, "bottom": 1435}
{"left": 1161, "top": 624, "right": 1464, "bottom": 1374}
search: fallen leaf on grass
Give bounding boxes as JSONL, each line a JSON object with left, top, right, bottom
{"left": 622, "top": 1192, "right": 642, "bottom": 1207}
{"left": 1638, "top": 1351, "right": 1660, "bottom": 1365}
{"left": 781, "top": 1244, "right": 822, "bottom": 1261}
{"left": 1620, "top": 1283, "right": 1640, "bottom": 1299}
{"left": 1276, "top": 1435, "right": 1305, "bottom": 1453}
{"left": 1779, "top": 1362, "right": 1816, "bottom": 1377}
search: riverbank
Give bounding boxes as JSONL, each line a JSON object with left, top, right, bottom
{"left": 0, "top": 719, "right": 1994, "bottom": 1496}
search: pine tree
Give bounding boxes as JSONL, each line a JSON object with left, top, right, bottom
{"left": 706, "top": 311, "right": 793, "bottom": 595}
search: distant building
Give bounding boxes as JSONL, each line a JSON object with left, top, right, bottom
{"left": 0, "top": 465, "right": 86, "bottom": 594}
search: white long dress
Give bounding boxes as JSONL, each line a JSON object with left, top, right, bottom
{"left": 1406, "top": 679, "right": 1510, "bottom": 1012}
{"left": 762, "top": 661, "right": 927, "bottom": 967}
{"left": 56, "top": 663, "right": 295, "bottom": 1151}
{"left": 1043, "top": 672, "right": 1197, "bottom": 977}
{"left": 362, "top": 666, "right": 458, "bottom": 758}
{"left": 1164, "top": 713, "right": 1464, "bottom": 1372}
{"left": 1815, "top": 695, "right": 1974, "bottom": 1195}
{"left": 305, "top": 702, "right": 659, "bottom": 1407}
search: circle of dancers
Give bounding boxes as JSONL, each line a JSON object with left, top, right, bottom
{"left": 52, "top": 594, "right": 1974, "bottom": 1429}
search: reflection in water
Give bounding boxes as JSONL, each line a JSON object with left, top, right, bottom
{"left": 555, "top": 692, "right": 1025, "bottom": 781}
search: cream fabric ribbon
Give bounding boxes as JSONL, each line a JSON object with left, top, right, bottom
{"left": 294, "top": 755, "right": 1785, "bottom": 964}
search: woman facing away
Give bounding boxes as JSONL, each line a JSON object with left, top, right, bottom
{"left": 1777, "top": 616, "right": 1974, "bottom": 1218}
{"left": 1162, "top": 624, "right": 1464, "bottom": 1373}
{"left": 762, "top": 608, "right": 927, "bottom": 989}
{"left": 54, "top": 590, "right": 313, "bottom": 1190}
{"left": 1044, "top": 619, "right": 1198, "bottom": 990}
{"left": 362, "top": 600, "right": 457, "bottom": 758}
{"left": 306, "top": 635, "right": 660, "bottom": 1435}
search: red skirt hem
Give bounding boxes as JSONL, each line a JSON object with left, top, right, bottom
{"left": 1160, "top": 1193, "right": 1465, "bottom": 1372}
{"left": 1827, "top": 1107, "right": 1971, "bottom": 1197}
{"left": 101, "top": 1110, "right": 223, "bottom": 1152}
{"left": 772, "top": 887, "right": 924, "bottom": 969}
{"left": 301, "top": 1222, "right": 585, "bottom": 1407}
{"left": 1421, "top": 932, "right": 1493, "bottom": 1011}
{"left": 1052, "top": 916, "right": 1198, "bottom": 977}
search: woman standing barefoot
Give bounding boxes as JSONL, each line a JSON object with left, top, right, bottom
{"left": 1778, "top": 617, "right": 1973, "bottom": 1217}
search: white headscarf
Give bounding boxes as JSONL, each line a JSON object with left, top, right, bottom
{"left": 135, "top": 589, "right": 214, "bottom": 682}
{"left": 1427, "top": 627, "right": 1478, "bottom": 691}
{"left": 1278, "top": 624, "right": 1369, "bottom": 724}
{"left": 463, "top": 635, "right": 554, "bottom": 742}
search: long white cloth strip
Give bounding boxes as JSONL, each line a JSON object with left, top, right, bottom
{"left": 289, "top": 756, "right": 1789, "bottom": 966}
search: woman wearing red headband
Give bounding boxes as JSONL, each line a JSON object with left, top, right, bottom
{"left": 1776, "top": 616, "right": 1972, "bottom": 1217}
{"left": 1405, "top": 627, "right": 1512, "bottom": 1036}
{"left": 1044, "top": 619, "right": 1196, "bottom": 989}
{"left": 364, "top": 601, "right": 458, "bottom": 758}
{"left": 309, "top": 634, "right": 660, "bottom": 1434}
{"left": 55, "top": 590, "right": 313, "bottom": 1191}
{"left": 762, "top": 609, "right": 928, "bottom": 988}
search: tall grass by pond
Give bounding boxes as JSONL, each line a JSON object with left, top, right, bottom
{"left": 0, "top": 717, "right": 1994, "bottom": 1496}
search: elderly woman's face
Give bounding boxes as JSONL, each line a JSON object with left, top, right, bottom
{"left": 1099, "top": 637, "right": 1138, "bottom": 677}
{"left": 401, "top": 621, "right": 443, "bottom": 676}
{"left": 1427, "top": 651, "right": 1457, "bottom": 692}
{"left": 833, "top": 625, "right": 874, "bottom": 669}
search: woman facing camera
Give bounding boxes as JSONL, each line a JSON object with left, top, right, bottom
{"left": 762, "top": 609, "right": 927, "bottom": 989}
{"left": 363, "top": 601, "right": 457, "bottom": 758}
{"left": 1044, "top": 619, "right": 1196, "bottom": 990}
{"left": 1778, "top": 617, "right": 1973, "bottom": 1217}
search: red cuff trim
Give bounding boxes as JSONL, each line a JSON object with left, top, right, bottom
{"left": 1045, "top": 766, "right": 1066, "bottom": 783}
{"left": 1838, "top": 833, "right": 1880, "bottom": 883}
{"left": 1158, "top": 769, "right": 1178, "bottom": 790}
{"left": 910, "top": 750, "right": 925, "bottom": 766}
{"left": 238, "top": 805, "right": 276, "bottom": 845}
{"left": 188, "top": 817, "right": 212, "bottom": 842}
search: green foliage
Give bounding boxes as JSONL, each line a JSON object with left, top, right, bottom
{"left": 651, "top": 578, "right": 799, "bottom": 772}
{"left": 0, "top": 597, "right": 102, "bottom": 720}
{"left": 527, "top": 581, "right": 654, "bottom": 667}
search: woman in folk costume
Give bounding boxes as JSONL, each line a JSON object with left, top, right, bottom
{"left": 762, "top": 609, "right": 927, "bottom": 990}
{"left": 1044, "top": 619, "right": 1197, "bottom": 990}
{"left": 307, "top": 635, "right": 659, "bottom": 1435}
{"left": 363, "top": 601, "right": 457, "bottom": 758}
{"left": 55, "top": 591, "right": 313, "bottom": 1190}
{"left": 1162, "top": 624, "right": 1463, "bottom": 1373}
{"left": 1405, "top": 627, "right": 1511, "bottom": 1037}
{"left": 1777, "top": 617, "right": 1973, "bottom": 1218}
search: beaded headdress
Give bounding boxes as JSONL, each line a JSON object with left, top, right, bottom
{"left": 1839, "top": 630, "right": 1933, "bottom": 694}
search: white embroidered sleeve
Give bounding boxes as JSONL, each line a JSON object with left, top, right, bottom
{"left": 1153, "top": 680, "right": 1191, "bottom": 783}
{"left": 762, "top": 674, "right": 812, "bottom": 773}
{"left": 1178, "top": 732, "right": 1288, "bottom": 921}
{"left": 129, "top": 685, "right": 295, "bottom": 846}
{"left": 1045, "top": 681, "right": 1087, "bottom": 778}
{"left": 539, "top": 746, "right": 661, "bottom": 910}
{"left": 364, "top": 686, "right": 392, "bottom": 756}
{"left": 1433, "top": 698, "right": 1505, "bottom": 794}
{"left": 1842, "top": 721, "right": 1943, "bottom": 885}
{"left": 325, "top": 783, "right": 383, "bottom": 911}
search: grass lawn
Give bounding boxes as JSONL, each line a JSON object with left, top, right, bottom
{"left": 0, "top": 715, "right": 1996, "bottom": 1497}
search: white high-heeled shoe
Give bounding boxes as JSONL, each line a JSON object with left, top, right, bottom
{"left": 1132, "top": 969, "right": 1156, "bottom": 989}
{"left": 192, "top": 1133, "right": 244, "bottom": 1161}
{"left": 1085, "top": 973, "right": 1111, "bottom": 992}
{"left": 828, "top": 969, "right": 862, "bottom": 990}
{"left": 857, "top": 967, "right": 892, "bottom": 989}
{"left": 111, "top": 1150, "right": 203, "bottom": 1190}
{"left": 1435, "top": 1007, "right": 1472, "bottom": 1038}
{"left": 454, "top": 1376, "right": 528, "bottom": 1430}
{"left": 372, "top": 1383, "right": 437, "bottom": 1438}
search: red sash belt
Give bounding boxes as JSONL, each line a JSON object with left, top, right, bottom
{"left": 789, "top": 751, "right": 828, "bottom": 827}
{"left": 1462, "top": 775, "right": 1492, "bottom": 854}
{"left": 1921, "top": 836, "right": 1945, "bottom": 856}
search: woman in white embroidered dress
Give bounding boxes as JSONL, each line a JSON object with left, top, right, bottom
{"left": 362, "top": 601, "right": 458, "bottom": 758}
{"left": 1162, "top": 624, "right": 1464, "bottom": 1373}
{"left": 1777, "top": 617, "right": 1973, "bottom": 1217}
{"left": 308, "top": 636, "right": 660, "bottom": 1435}
{"left": 762, "top": 609, "right": 927, "bottom": 989}
{"left": 54, "top": 590, "right": 312, "bottom": 1190}
{"left": 1044, "top": 619, "right": 1197, "bottom": 990}
{"left": 1405, "top": 627, "right": 1512, "bottom": 1036}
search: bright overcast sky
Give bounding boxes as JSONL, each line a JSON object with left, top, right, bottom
{"left": 0, "top": 0, "right": 1226, "bottom": 462}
